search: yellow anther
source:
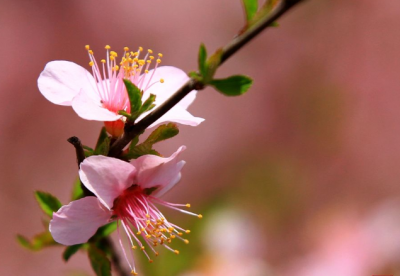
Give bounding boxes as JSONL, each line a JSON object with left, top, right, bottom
{"left": 101, "top": 59, "right": 106, "bottom": 63}
{"left": 178, "top": 232, "right": 183, "bottom": 236}
{"left": 145, "top": 70, "right": 149, "bottom": 74}
{"left": 85, "top": 45, "right": 90, "bottom": 50}
{"left": 105, "top": 45, "right": 111, "bottom": 50}
{"left": 198, "top": 214, "right": 203, "bottom": 219}
{"left": 157, "top": 59, "right": 161, "bottom": 64}
{"left": 131, "top": 270, "right": 138, "bottom": 275}
{"left": 132, "top": 245, "right": 137, "bottom": 250}
{"left": 146, "top": 234, "right": 151, "bottom": 238}
{"left": 168, "top": 227, "right": 174, "bottom": 232}
{"left": 185, "top": 230, "right": 191, "bottom": 234}
{"left": 114, "top": 65, "right": 119, "bottom": 71}
{"left": 133, "top": 58, "right": 139, "bottom": 62}
{"left": 124, "top": 47, "right": 129, "bottom": 51}
{"left": 148, "top": 49, "right": 153, "bottom": 54}
{"left": 89, "top": 50, "right": 94, "bottom": 55}
{"left": 137, "top": 231, "right": 141, "bottom": 235}
{"left": 158, "top": 53, "right": 163, "bottom": 57}
{"left": 139, "top": 46, "right": 143, "bottom": 51}
{"left": 155, "top": 252, "right": 159, "bottom": 257}
{"left": 153, "top": 241, "right": 158, "bottom": 246}
{"left": 110, "top": 51, "right": 118, "bottom": 57}
{"left": 141, "top": 246, "right": 145, "bottom": 250}
{"left": 141, "top": 227, "right": 145, "bottom": 232}
{"left": 147, "top": 60, "right": 151, "bottom": 64}
{"left": 184, "top": 239, "right": 189, "bottom": 244}
{"left": 89, "top": 61, "right": 94, "bottom": 67}
{"left": 110, "top": 56, "right": 115, "bottom": 61}
{"left": 149, "top": 259, "right": 154, "bottom": 263}
{"left": 170, "top": 235, "right": 176, "bottom": 239}
{"left": 149, "top": 56, "right": 154, "bottom": 60}
{"left": 145, "top": 214, "right": 150, "bottom": 218}
{"left": 174, "top": 250, "right": 180, "bottom": 255}
{"left": 160, "top": 79, "right": 164, "bottom": 83}
{"left": 167, "top": 239, "right": 172, "bottom": 243}
{"left": 146, "top": 220, "right": 151, "bottom": 225}
{"left": 186, "top": 204, "right": 191, "bottom": 208}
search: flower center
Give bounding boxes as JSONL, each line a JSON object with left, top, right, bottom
{"left": 84, "top": 45, "right": 164, "bottom": 114}
{"left": 112, "top": 185, "right": 202, "bottom": 275}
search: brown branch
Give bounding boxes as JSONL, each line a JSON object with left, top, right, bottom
{"left": 108, "top": 0, "right": 305, "bottom": 157}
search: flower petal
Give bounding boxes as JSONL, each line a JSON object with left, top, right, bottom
{"left": 131, "top": 146, "right": 186, "bottom": 197}
{"left": 49, "top": 197, "right": 111, "bottom": 245}
{"left": 38, "top": 61, "right": 96, "bottom": 106}
{"left": 72, "top": 89, "right": 122, "bottom": 121}
{"left": 145, "top": 106, "right": 205, "bottom": 128}
{"left": 79, "top": 156, "right": 137, "bottom": 209}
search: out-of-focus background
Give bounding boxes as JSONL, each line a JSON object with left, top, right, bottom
{"left": 2, "top": 0, "right": 400, "bottom": 275}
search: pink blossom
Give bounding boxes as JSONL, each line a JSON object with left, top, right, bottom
{"left": 49, "top": 146, "right": 201, "bottom": 274}
{"left": 38, "top": 45, "right": 204, "bottom": 136}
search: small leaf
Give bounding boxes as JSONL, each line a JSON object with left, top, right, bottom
{"left": 145, "top": 123, "right": 179, "bottom": 145}
{"left": 88, "top": 244, "right": 111, "bottom": 276}
{"left": 71, "top": 177, "right": 84, "bottom": 200}
{"left": 126, "top": 144, "right": 160, "bottom": 159}
{"left": 123, "top": 79, "right": 142, "bottom": 119}
{"left": 139, "top": 94, "right": 156, "bottom": 115}
{"left": 95, "top": 222, "right": 118, "bottom": 238}
{"left": 35, "top": 191, "right": 62, "bottom": 217}
{"left": 204, "top": 48, "right": 223, "bottom": 83}
{"left": 198, "top": 44, "right": 207, "bottom": 76}
{"left": 93, "top": 127, "right": 110, "bottom": 155}
{"left": 17, "top": 231, "right": 57, "bottom": 251}
{"left": 63, "top": 244, "right": 84, "bottom": 262}
{"left": 210, "top": 75, "right": 253, "bottom": 96}
{"left": 242, "top": 0, "right": 258, "bottom": 21}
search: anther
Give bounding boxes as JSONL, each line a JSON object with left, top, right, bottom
{"left": 155, "top": 252, "right": 159, "bottom": 257}
{"left": 105, "top": 45, "right": 111, "bottom": 50}
{"left": 89, "top": 50, "right": 94, "bottom": 55}
{"left": 184, "top": 239, "right": 189, "bottom": 244}
{"left": 131, "top": 270, "right": 138, "bottom": 275}
{"left": 157, "top": 59, "right": 161, "bottom": 64}
{"left": 110, "top": 51, "right": 118, "bottom": 57}
{"left": 139, "top": 46, "right": 143, "bottom": 51}
{"left": 198, "top": 214, "right": 203, "bottom": 219}
{"left": 148, "top": 49, "right": 153, "bottom": 54}
{"left": 174, "top": 250, "right": 180, "bottom": 255}
{"left": 124, "top": 47, "right": 129, "bottom": 51}
{"left": 85, "top": 45, "right": 90, "bottom": 50}
{"left": 186, "top": 204, "right": 191, "bottom": 208}
{"left": 132, "top": 245, "right": 137, "bottom": 250}
{"left": 137, "top": 231, "right": 141, "bottom": 235}
{"left": 158, "top": 53, "right": 163, "bottom": 57}
{"left": 160, "top": 79, "right": 164, "bottom": 83}
{"left": 145, "top": 70, "right": 149, "bottom": 74}
{"left": 185, "top": 230, "right": 191, "bottom": 234}
{"left": 149, "top": 259, "right": 154, "bottom": 263}
{"left": 101, "top": 59, "right": 106, "bottom": 63}
{"left": 141, "top": 246, "right": 145, "bottom": 250}
{"left": 89, "top": 61, "right": 94, "bottom": 66}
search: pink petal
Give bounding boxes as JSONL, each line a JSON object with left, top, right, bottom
{"left": 146, "top": 106, "right": 205, "bottom": 128}
{"left": 49, "top": 197, "right": 111, "bottom": 245}
{"left": 38, "top": 61, "right": 96, "bottom": 106}
{"left": 131, "top": 146, "right": 186, "bottom": 197}
{"left": 72, "top": 89, "right": 121, "bottom": 121}
{"left": 79, "top": 156, "right": 137, "bottom": 209}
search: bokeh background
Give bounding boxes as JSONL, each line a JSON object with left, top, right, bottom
{"left": 2, "top": 0, "right": 400, "bottom": 275}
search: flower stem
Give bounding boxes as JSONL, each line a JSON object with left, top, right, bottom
{"left": 108, "top": 0, "right": 305, "bottom": 157}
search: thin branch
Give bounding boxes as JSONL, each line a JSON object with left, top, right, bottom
{"left": 108, "top": 0, "right": 305, "bottom": 157}
{"left": 102, "top": 237, "right": 129, "bottom": 276}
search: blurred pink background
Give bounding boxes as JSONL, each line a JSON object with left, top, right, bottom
{"left": 2, "top": 0, "right": 400, "bottom": 275}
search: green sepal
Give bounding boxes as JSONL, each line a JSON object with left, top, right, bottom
{"left": 123, "top": 79, "right": 142, "bottom": 120}
{"left": 118, "top": 110, "right": 131, "bottom": 117}
{"left": 16, "top": 231, "right": 57, "bottom": 251}
{"left": 88, "top": 244, "right": 111, "bottom": 276}
{"left": 210, "top": 75, "right": 253, "bottom": 96}
{"left": 242, "top": 0, "right": 258, "bottom": 21}
{"left": 125, "top": 144, "right": 161, "bottom": 160}
{"left": 63, "top": 244, "right": 84, "bottom": 262}
{"left": 129, "top": 136, "right": 140, "bottom": 152}
{"left": 34, "top": 191, "right": 62, "bottom": 217}
{"left": 198, "top": 44, "right": 207, "bottom": 77}
{"left": 94, "top": 127, "right": 110, "bottom": 155}
{"left": 71, "top": 177, "right": 84, "bottom": 200}
{"left": 82, "top": 145, "right": 94, "bottom": 157}
{"left": 145, "top": 123, "right": 179, "bottom": 145}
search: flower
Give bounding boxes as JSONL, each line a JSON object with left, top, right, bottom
{"left": 49, "top": 146, "right": 201, "bottom": 275}
{"left": 38, "top": 45, "right": 204, "bottom": 136}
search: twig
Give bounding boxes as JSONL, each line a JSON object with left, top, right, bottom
{"left": 108, "top": 0, "right": 305, "bottom": 157}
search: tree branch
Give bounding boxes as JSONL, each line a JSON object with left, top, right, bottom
{"left": 108, "top": 0, "right": 305, "bottom": 157}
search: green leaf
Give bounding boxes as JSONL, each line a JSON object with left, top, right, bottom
{"left": 242, "top": 0, "right": 258, "bottom": 21}
{"left": 139, "top": 94, "right": 156, "bottom": 115}
{"left": 88, "top": 244, "right": 111, "bottom": 276}
{"left": 126, "top": 144, "right": 160, "bottom": 159}
{"left": 95, "top": 222, "right": 117, "bottom": 238}
{"left": 123, "top": 79, "right": 142, "bottom": 119}
{"left": 63, "top": 244, "right": 84, "bottom": 262}
{"left": 71, "top": 177, "right": 84, "bottom": 200}
{"left": 35, "top": 191, "right": 62, "bottom": 217}
{"left": 204, "top": 48, "right": 223, "bottom": 83}
{"left": 145, "top": 123, "right": 179, "bottom": 145}
{"left": 17, "top": 231, "right": 57, "bottom": 251}
{"left": 210, "top": 75, "right": 253, "bottom": 96}
{"left": 198, "top": 44, "right": 207, "bottom": 77}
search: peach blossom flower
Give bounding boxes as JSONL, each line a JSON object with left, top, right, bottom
{"left": 50, "top": 146, "right": 200, "bottom": 274}
{"left": 38, "top": 45, "right": 204, "bottom": 136}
